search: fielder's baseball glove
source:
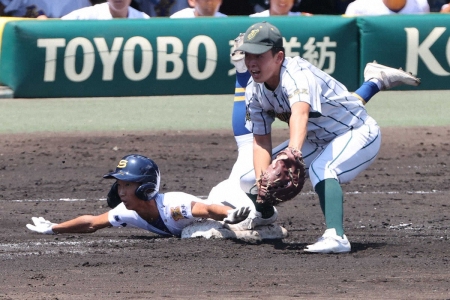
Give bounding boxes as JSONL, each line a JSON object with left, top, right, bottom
{"left": 257, "top": 147, "right": 306, "bottom": 206}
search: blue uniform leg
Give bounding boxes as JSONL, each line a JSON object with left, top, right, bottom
{"left": 354, "top": 81, "right": 380, "bottom": 104}
{"left": 232, "top": 71, "right": 252, "bottom": 136}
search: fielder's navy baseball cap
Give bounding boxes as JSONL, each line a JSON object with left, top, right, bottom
{"left": 236, "top": 21, "right": 283, "bottom": 55}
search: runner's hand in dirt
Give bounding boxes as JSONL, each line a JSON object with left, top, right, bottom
{"left": 223, "top": 206, "right": 251, "bottom": 223}
{"left": 26, "top": 217, "right": 57, "bottom": 234}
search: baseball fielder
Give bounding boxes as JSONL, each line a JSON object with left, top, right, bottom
{"left": 229, "top": 32, "right": 420, "bottom": 206}
{"left": 229, "top": 0, "right": 396, "bottom": 187}
{"left": 26, "top": 154, "right": 253, "bottom": 238}
{"left": 229, "top": 0, "right": 311, "bottom": 186}
{"left": 226, "top": 21, "right": 420, "bottom": 253}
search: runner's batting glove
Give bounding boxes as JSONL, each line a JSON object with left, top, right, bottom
{"left": 230, "top": 33, "right": 247, "bottom": 73}
{"left": 26, "top": 217, "right": 57, "bottom": 234}
{"left": 223, "top": 206, "right": 251, "bottom": 224}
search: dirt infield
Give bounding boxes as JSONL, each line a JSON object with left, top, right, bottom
{"left": 0, "top": 127, "right": 449, "bottom": 299}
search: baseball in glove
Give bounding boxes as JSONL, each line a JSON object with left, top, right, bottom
{"left": 257, "top": 147, "right": 306, "bottom": 206}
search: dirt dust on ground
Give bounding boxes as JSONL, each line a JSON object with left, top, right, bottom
{"left": 0, "top": 127, "right": 449, "bottom": 299}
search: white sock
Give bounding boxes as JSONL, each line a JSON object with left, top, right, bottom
{"left": 370, "top": 78, "right": 383, "bottom": 90}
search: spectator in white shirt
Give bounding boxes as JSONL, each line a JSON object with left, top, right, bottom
{"left": 0, "top": 0, "right": 91, "bottom": 18}
{"left": 345, "top": 0, "right": 430, "bottom": 15}
{"left": 170, "top": 0, "right": 225, "bottom": 18}
{"left": 250, "top": 0, "right": 312, "bottom": 16}
{"left": 133, "top": 0, "right": 190, "bottom": 17}
{"left": 62, "top": 0, "right": 149, "bottom": 19}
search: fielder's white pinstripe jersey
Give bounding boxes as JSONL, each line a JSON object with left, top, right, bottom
{"left": 245, "top": 57, "right": 371, "bottom": 144}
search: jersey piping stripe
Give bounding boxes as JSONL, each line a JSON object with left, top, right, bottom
{"left": 283, "top": 64, "right": 358, "bottom": 136}
{"left": 329, "top": 130, "right": 353, "bottom": 167}
{"left": 322, "top": 96, "right": 366, "bottom": 125}
{"left": 310, "top": 130, "right": 354, "bottom": 182}
{"left": 311, "top": 68, "right": 346, "bottom": 97}
{"left": 283, "top": 66, "right": 302, "bottom": 107}
{"left": 287, "top": 63, "right": 309, "bottom": 105}
{"left": 278, "top": 91, "right": 291, "bottom": 108}
{"left": 307, "top": 119, "right": 338, "bottom": 139}
{"left": 313, "top": 74, "right": 338, "bottom": 95}
{"left": 310, "top": 159, "right": 321, "bottom": 183}
{"left": 302, "top": 146, "right": 320, "bottom": 161}
{"left": 324, "top": 114, "right": 355, "bottom": 129}
{"left": 269, "top": 91, "right": 290, "bottom": 113}
{"left": 334, "top": 97, "right": 366, "bottom": 123}
{"left": 249, "top": 87, "right": 270, "bottom": 135}
{"left": 361, "top": 129, "right": 380, "bottom": 149}
{"left": 337, "top": 151, "right": 379, "bottom": 177}
{"left": 309, "top": 129, "right": 335, "bottom": 144}
{"left": 262, "top": 88, "right": 276, "bottom": 110}
{"left": 310, "top": 129, "right": 381, "bottom": 181}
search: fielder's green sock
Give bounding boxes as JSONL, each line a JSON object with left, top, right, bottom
{"left": 314, "top": 179, "right": 344, "bottom": 237}
{"left": 246, "top": 193, "right": 274, "bottom": 219}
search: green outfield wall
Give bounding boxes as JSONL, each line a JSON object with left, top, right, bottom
{"left": 0, "top": 14, "right": 448, "bottom": 98}
{"left": 358, "top": 14, "right": 450, "bottom": 91}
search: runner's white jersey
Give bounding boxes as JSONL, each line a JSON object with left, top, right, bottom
{"left": 108, "top": 192, "right": 204, "bottom": 237}
{"left": 245, "top": 56, "right": 371, "bottom": 144}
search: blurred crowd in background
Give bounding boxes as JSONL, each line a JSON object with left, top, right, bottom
{"left": 0, "top": 0, "right": 448, "bottom": 19}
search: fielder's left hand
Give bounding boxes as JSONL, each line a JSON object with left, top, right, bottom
{"left": 26, "top": 217, "right": 57, "bottom": 234}
{"left": 223, "top": 206, "right": 251, "bottom": 224}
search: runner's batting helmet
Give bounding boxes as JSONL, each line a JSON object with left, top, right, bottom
{"left": 103, "top": 154, "right": 160, "bottom": 201}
